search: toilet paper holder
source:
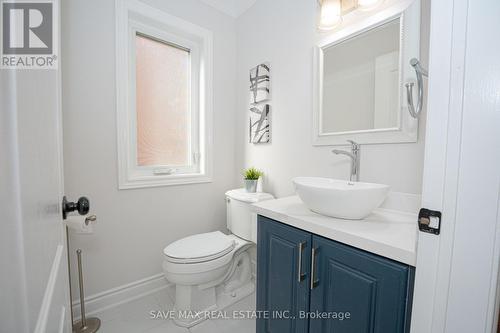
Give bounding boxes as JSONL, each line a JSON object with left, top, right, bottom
{"left": 62, "top": 196, "right": 90, "bottom": 219}
{"left": 62, "top": 195, "right": 100, "bottom": 331}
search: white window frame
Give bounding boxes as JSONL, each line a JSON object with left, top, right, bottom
{"left": 115, "top": 0, "right": 213, "bottom": 189}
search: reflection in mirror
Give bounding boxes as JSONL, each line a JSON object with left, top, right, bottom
{"left": 321, "top": 18, "right": 400, "bottom": 134}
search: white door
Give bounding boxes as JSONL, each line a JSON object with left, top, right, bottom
{"left": 0, "top": 1, "right": 70, "bottom": 332}
{"left": 411, "top": 0, "right": 500, "bottom": 332}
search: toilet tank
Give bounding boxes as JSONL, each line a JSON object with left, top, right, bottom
{"left": 225, "top": 189, "right": 274, "bottom": 243}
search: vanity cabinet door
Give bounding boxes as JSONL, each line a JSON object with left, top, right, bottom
{"left": 257, "top": 216, "right": 311, "bottom": 333}
{"left": 309, "top": 235, "right": 414, "bottom": 333}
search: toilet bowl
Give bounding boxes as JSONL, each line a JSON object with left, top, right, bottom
{"left": 162, "top": 231, "right": 249, "bottom": 287}
{"left": 162, "top": 232, "right": 253, "bottom": 327}
{"left": 162, "top": 189, "right": 273, "bottom": 327}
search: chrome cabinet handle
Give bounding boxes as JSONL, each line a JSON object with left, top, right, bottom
{"left": 310, "top": 247, "right": 319, "bottom": 290}
{"left": 297, "top": 241, "right": 307, "bottom": 282}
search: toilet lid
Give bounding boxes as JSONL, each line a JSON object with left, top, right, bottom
{"left": 163, "top": 231, "right": 236, "bottom": 264}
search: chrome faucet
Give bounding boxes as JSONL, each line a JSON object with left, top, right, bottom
{"left": 332, "top": 140, "right": 360, "bottom": 183}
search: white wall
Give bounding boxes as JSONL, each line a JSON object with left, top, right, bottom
{"left": 62, "top": 0, "right": 237, "bottom": 298}
{"left": 235, "top": 0, "right": 430, "bottom": 197}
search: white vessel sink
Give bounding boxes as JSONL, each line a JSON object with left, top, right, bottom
{"left": 292, "top": 177, "right": 390, "bottom": 220}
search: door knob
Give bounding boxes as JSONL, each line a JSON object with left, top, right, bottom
{"left": 62, "top": 196, "right": 90, "bottom": 220}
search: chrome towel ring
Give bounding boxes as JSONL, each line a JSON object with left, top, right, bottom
{"left": 406, "top": 58, "right": 428, "bottom": 118}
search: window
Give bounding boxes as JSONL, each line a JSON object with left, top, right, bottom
{"left": 135, "top": 34, "right": 191, "bottom": 168}
{"left": 116, "top": 0, "right": 213, "bottom": 189}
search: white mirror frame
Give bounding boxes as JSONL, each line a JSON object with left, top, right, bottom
{"left": 312, "top": 0, "right": 421, "bottom": 146}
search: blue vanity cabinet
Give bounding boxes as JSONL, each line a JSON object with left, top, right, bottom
{"left": 257, "top": 215, "right": 414, "bottom": 333}
{"left": 257, "top": 216, "right": 312, "bottom": 333}
{"left": 309, "top": 235, "right": 414, "bottom": 333}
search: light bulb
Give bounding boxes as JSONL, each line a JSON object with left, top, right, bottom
{"left": 318, "top": 0, "right": 342, "bottom": 31}
{"left": 357, "top": 0, "right": 383, "bottom": 11}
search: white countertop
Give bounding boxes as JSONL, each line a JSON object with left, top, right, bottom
{"left": 252, "top": 196, "right": 418, "bottom": 266}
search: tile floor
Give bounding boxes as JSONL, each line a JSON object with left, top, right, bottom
{"left": 95, "top": 288, "right": 256, "bottom": 333}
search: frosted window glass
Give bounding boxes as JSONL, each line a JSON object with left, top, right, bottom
{"left": 135, "top": 34, "right": 190, "bottom": 167}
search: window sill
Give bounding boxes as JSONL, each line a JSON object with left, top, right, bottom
{"left": 118, "top": 173, "right": 212, "bottom": 190}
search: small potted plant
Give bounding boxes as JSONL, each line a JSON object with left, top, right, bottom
{"left": 243, "top": 167, "right": 263, "bottom": 193}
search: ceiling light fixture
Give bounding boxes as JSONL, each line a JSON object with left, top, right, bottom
{"left": 317, "top": 0, "right": 384, "bottom": 31}
{"left": 318, "top": 0, "right": 342, "bottom": 31}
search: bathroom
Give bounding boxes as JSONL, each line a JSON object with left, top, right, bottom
{"left": 1, "top": 0, "right": 500, "bottom": 332}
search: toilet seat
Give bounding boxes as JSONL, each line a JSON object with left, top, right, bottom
{"left": 163, "top": 231, "right": 236, "bottom": 264}
{"left": 163, "top": 234, "right": 250, "bottom": 277}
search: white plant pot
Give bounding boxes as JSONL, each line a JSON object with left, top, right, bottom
{"left": 244, "top": 179, "right": 258, "bottom": 193}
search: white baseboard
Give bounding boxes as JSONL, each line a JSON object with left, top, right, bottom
{"left": 72, "top": 273, "right": 169, "bottom": 319}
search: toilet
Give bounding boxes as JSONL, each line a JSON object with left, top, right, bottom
{"left": 162, "top": 189, "right": 273, "bottom": 327}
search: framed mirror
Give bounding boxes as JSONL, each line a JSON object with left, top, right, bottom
{"left": 312, "top": 0, "right": 421, "bottom": 145}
